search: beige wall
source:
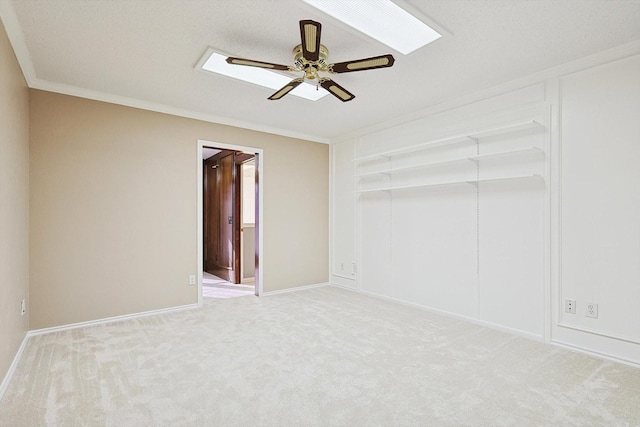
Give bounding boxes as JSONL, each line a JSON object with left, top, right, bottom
{"left": 0, "top": 20, "right": 30, "bottom": 386}
{"left": 30, "top": 90, "right": 328, "bottom": 329}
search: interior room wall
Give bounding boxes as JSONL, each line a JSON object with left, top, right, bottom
{"left": 29, "top": 90, "right": 328, "bottom": 329}
{"left": 330, "top": 141, "right": 357, "bottom": 289}
{"left": 553, "top": 54, "right": 640, "bottom": 363}
{"left": 0, "top": 19, "right": 30, "bottom": 389}
{"left": 331, "top": 48, "right": 640, "bottom": 364}
{"left": 350, "top": 87, "right": 548, "bottom": 339}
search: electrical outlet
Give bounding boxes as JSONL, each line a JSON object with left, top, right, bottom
{"left": 586, "top": 303, "right": 598, "bottom": 319}
{"left": 189, "top": 275, "right": 196, "bottom": 286}
{"left": 21, "top": 299, "right": 26, "bottom": 316}
{"left": 564, "top": 299, "right": 576, "bottom": 314}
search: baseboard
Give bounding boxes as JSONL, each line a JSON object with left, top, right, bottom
{"left": 330, "top": 284, "right": 640, "bottom": 367}
{"left": 550, "top": 339, "right": 640, "bottom": 369}
{"left": 333, "top": 285, "right": 544, "bottom": 342}
{"left": 262, "top": 282, "right": 329, "bottom": 296}
{"left": 327, "top": 281, "right": 358, "bottom": 291}
{"left": 28, "top": 303, "right": 199, "bottom": 336}
{"left": 557, "top": 322, "right": 640, "bottom": 345}
{"left": 328, "top": 278, "right": 357, "bottom": 291}
{"left": 0, "top": 333, "right": 30, "bottom": 401}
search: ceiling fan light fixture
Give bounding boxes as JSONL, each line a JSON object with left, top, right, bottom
{"left": 200, "top": 51, "right": 328, "bottom": 101}
{"left": 216, "top": 18, "right": 396, "bottom": 102}
{"left": 301, "top": 0, "right": 441, "bottom": 55}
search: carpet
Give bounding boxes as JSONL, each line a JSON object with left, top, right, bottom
{"left": 1, "top": 286, "right": 639, "bottom": 426}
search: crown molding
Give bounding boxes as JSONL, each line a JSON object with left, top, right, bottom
{"left": 4, "top": 0, "right": 637, "bottom": 146}
{"left": 0, "top": 1, "right": 328, "bottom": 144}
{"left": 0, "top": 0, "right": 36, "bottom": 86}
{"left": 29, "top": 78, "right": 330, "bottom": 144}
{"left": 332, "top": 39, "right": 640, "bottom": 144}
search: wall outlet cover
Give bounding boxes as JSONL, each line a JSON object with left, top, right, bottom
{"left": 586, "top": 303, "right": 598, "bottom": 318}
{"left": 564, "top": 299, "right": 576, "bottom": 314}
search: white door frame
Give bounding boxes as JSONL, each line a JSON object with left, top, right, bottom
{"left": 197, "top": 139, "right": 264, "bottom": 306}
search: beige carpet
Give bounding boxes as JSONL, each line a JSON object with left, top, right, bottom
{"left": 1, "top": 286, "right": 639, "bottom": 426}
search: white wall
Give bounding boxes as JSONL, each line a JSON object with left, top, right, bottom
{"left": 331, "top": 48, "right": 640, "bottom": 364}
{"left": 342, "top": 89, "right": 549, "bottom": 340}
{"left": 330, "top": 141, "right": 357, "bottom": 289}
{"left": 552, "top": 54, "right": 640, "bottom": 363}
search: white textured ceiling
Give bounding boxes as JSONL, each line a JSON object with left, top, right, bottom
{"left": 2, "top": 0, "right": 640, "bottom": 142}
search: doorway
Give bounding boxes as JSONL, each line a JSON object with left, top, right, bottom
{"left": 197, "top": 140, "right": 263, "bottom": 304}
{"left": 239, "top": 159, "right": 256, "bottom": 284}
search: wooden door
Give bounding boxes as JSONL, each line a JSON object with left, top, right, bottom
{"left": 203, "top": 156, "right": 217, "bottom": 276}
{"left": 204, "top": 150, "right": 237, "bottom": 282}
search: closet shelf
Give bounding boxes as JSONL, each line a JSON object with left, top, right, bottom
{"left": 354, "top": 120, "right": 542, "bottom": 163}
{"left": 355, "top": 174, "right": 543, "bottom": 194}
{"left": 356, "top": 147, "right": 543, "bottom": 177}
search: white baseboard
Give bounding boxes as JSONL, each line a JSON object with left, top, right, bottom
{"left": 332, "top": 284, "right": 544, "bottom": 342}
{"left": 550, "top": 339, "right": 640, "bottom": 369}
{"left": 331, "top": 284, "right": 640, "bottom": 367}
{"left": 327, "top": 281, "right": 358, "bottom": 291}
{"left": 0, "top": 303, "right": 200, "bottom": 401}
{"left": 262, "top": 282, "right": 329, "bottom": 296}
{"left": 0, "top": 333, "right": 30, "bottom": 401}
{"left": 28, "top": 303, "right": 199, "bottom": 336}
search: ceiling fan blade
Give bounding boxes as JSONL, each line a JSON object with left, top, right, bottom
{"left": 226, "top": 57, "right": 293, "bottom": 71}
{"left": 319, "top": 78, "right": 355, "bottom": 102}
{"left": 268, "top": 78, "right": 304, "bottom": 100}
{"left": 299, "top": 20, "right": 322, "bottom": 61}
{"left": 330, "top": 54, "right": 395, "bottom": 73}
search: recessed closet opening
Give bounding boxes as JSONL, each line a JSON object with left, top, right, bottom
{"left": 197, "top": 140, "right": 264, "bottom": 303}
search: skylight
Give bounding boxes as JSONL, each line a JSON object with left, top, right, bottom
{"left": 201, "top": 52, "right": 328, "bottom": 101}
{"left": 301, "top": 0, "right": 441, "bottom": 55}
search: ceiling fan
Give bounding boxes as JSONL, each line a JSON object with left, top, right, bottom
{"left": 226, "top": 20, "right": 395, "bottom": 102}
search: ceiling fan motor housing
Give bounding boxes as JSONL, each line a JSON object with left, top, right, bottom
{"left": 293, "top": 44, "right": 329, "bottom": 81}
